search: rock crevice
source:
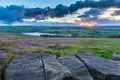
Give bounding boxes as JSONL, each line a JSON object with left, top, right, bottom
{"left": 76, "top": 54, "right": 120, "bottom": 80}
{"left": 59, "top": 54, "right": 93, "bottom": 80}
{"left": 4, "top": 54, "right": 76, "bottom": 80}
{"left": 0, "top": 53, "right": 7, "bottom": 80}
{"left": 0, "top": 53, "right": 120, "bottom": 80}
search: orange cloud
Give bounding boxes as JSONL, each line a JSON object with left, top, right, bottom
{"left": 99, "top": 7, "right": 120, "bottom": 21}
{"left": 79, "top": 22, "right": 97, "bottom": 28}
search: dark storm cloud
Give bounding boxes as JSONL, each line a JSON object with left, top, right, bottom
{"left": 85, "top": 9, "right": 102, "bottom": 16}
{"left": 112, "top": 10, "right": 120, "bottom": 16}
{"left": 0, "top": 5, "right": 25, "bottom": 23}
{"left": 0, "top": 0, "right": 120, "bottom": 23}
{"left": 78, "top": 8, "right": 103, "bottom": 18}
{"left": 78, "top": 14, "right": 90, "bottom": 18}
{"left": 78, "top": 8, "right": 103, "bottom": 22}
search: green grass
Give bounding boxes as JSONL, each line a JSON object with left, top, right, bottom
{"left": 67, "top": 39, "right": 120, "bottom": 59}
{"left": 0, "top": 35, "right": 120, "bottom": 60}
{"left": 21, "top": 39, "right": 120, "bottom": 59}
{"left": 1, "top": 26, "right": 120, "bottom": 62}
{"left": 1, "top": 26, "right": 120, "bottom": 38}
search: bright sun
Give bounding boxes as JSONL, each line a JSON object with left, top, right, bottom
{"left": 80, "top": 22, "right": 97, "bottom": 28}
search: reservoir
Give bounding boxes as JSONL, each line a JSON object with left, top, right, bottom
{"left": 22, "top": 32, "right": 56, "bottom": 36}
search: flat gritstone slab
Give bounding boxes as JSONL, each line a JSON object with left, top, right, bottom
{"left": 76, "top": 54, "right": 120, "bottom": 80}
{"left": 5, "top": 54, "right": 75, "bottom": 80}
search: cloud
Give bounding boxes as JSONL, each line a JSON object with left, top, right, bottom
{"left": 76, "top": 7, "right": 120, "bottom": 26}
{"left": 99, "top": 8, "right": 120, "bottom": 21}
{"left": 76, "top": 7, "right": 120, "bottom": 25}
{"left": 78, "top": 8, "right": 103, "bottom": 18}
{"left": 1, "top": 0, "right": 120, "bottom": 24}
{"left": 78, "top": 14, "right": 90, "bottom": 18}
{"left": 112, "top": 10, "right": 120, "bottom": 15}
{"left": 0, "top": 5, "right": 25, "bottom": 23}
{"left": 77, "top": 8, "right": 103, "bottom": 23}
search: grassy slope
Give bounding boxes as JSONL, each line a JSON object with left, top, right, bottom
{"left": 37, "top": 39, "right": 120, "bottom": 59}
{"left": 68, "top": 39, "right": 120, "bottom": 59}
{"left": 0, "top": 34, "right": 120, "bottom": 60}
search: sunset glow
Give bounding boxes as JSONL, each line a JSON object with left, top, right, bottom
{"left": 0, "top": 0, "right": 120, "bottom": 26}
{"left": 80, "top": 22, "right": 97, "bottom": 28}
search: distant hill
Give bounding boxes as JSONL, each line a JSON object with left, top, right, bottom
{"left": 95, "top": 26, "right": 120, "bottom": 30}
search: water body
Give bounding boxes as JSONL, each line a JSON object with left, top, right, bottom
{"left": 22, "top": 32, "right": 56, "bottom": 36}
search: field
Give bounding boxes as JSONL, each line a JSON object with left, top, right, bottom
{"left": 0, "top": 26, "right": 120, "bottom": 38}
{"left": 0, "top": 26, "right": 120, "bottom": 62}
{"left": 0, "top": 34, "right": 120, "bottom": 62}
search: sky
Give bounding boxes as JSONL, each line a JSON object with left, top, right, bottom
{"left": 0, "top": 0, "right": 120, "bottom": 26}
{"left": 0, "top": 0, "right": 79, "bottom": 8}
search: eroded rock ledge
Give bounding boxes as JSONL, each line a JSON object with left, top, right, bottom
{"left": 76, "top": 54, "right": 120, "bottom": 80}
{"left": 0, "top": 53, "right": 7, "bottom": 80}
{"left": 0, "top": 53, "right": 120, "bottom": 80}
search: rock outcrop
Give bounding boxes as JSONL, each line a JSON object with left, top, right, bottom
{"left": 0, "top": 53, "right": 7, "bottom": 80}
{"left": 5, "top": 54, "right": 76, "bottom": 80}
{"left": 112, "top": 54, "right": 120, "bottom": 61}
{"left": 3, "top": 53, "right": 120, "bottom": 80}
{"left": 76, "top": 53, "right": 120, "bottom": 80}
{"left": 42, "top": 54, "right": 75, "bottom": 80}
{"left": 4, "top": 54, "right": 45, "bottom": 80}
{"left": 59, "top": 55, "right": 93, "bottom": 80}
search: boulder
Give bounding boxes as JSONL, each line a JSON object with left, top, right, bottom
{"left": 76, "top": 53, "right": 120, "bottom": 80}
{"left": 4, "top": 54, "right": 45, "bottom": 80}
{"left": 112, "top": 54, "right": 120, "bottom": 61}
{"left": 59, "top": 55, "right": 94, "bottom": 80}
{"left": 5, "top": 54, "right": 77, "bottom": 80}
{"left": 42, "top": 54, "right": 76, "bottom": 80}
{"left": 0, "top": 53, "right": 7, "bottom": 80}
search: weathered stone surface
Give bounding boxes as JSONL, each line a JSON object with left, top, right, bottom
{"left": 6, "top": 53, "right": 120, "bottom": 80}
{"left": 5, "top": 54, "right": 45, "bottom": 80}
{"left": 42, "top": 54, "right": 76, "bottom": 80}
{"left": 5, "top": 53, "right": 77, "bottom": 80}
{"left": 0, "top": 53, "right": 7, "bottom": 80}
{"left": 76, "top": 53, "right": 120, "bottom": 80}
{"left": 59, "top": 55, "right": 94, "bottom": 80}
{"left": 112, "top": 54, "right": 120, "bottom": 61}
